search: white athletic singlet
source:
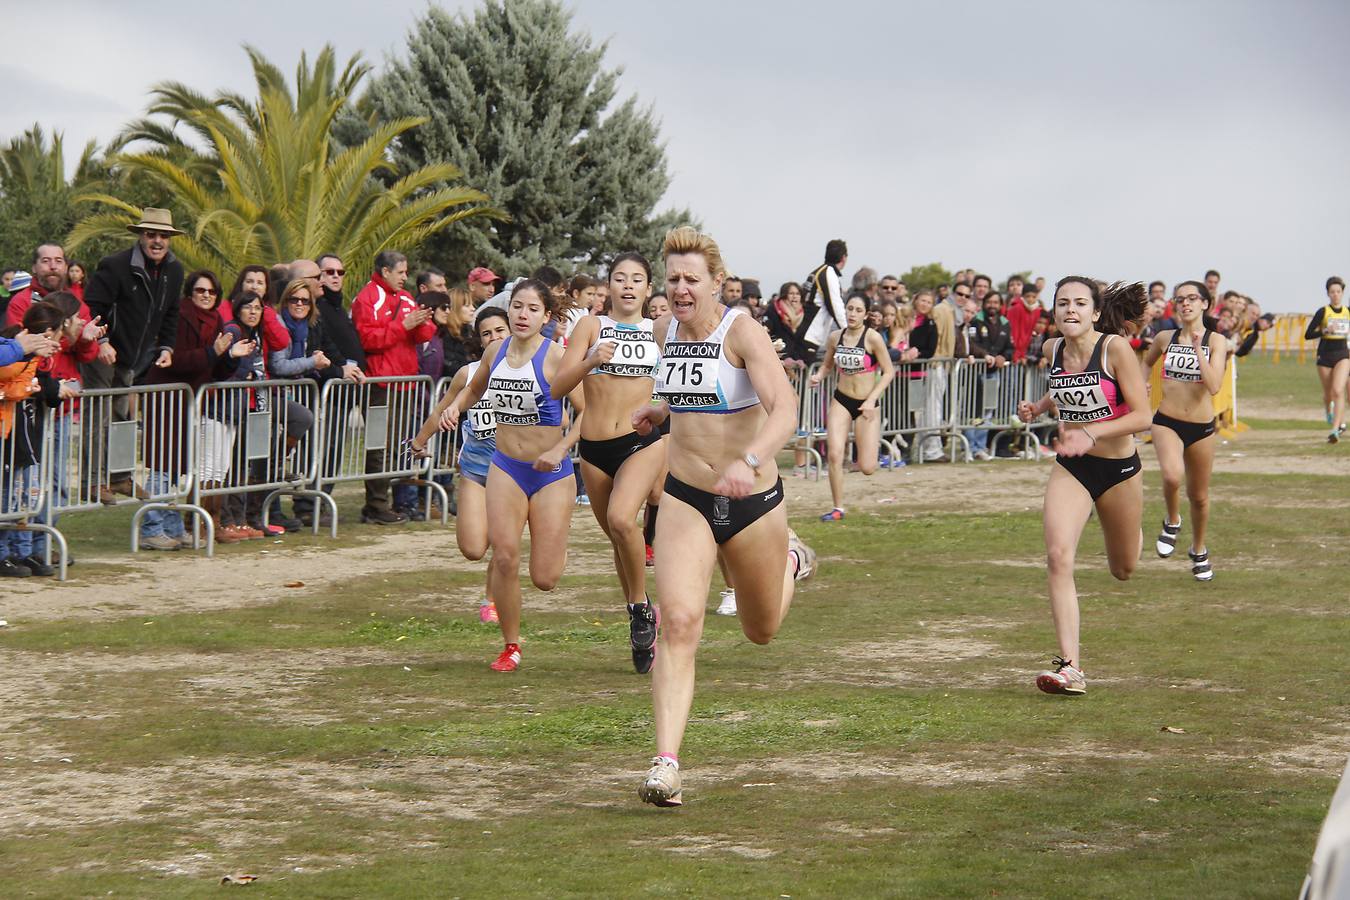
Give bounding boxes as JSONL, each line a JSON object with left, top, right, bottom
{"left": 461, "top": 361, "right": 496, "bottom": 440}
{"left": 590, "top": 315, "right": 659, "bottom": 378}
{"left": 656, "top": 307, "right": 761, "bottom": 414}
{"left": 1162, "top": 330, "right": 1211, "bottom": 383}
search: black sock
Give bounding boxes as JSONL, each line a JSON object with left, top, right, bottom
{"left": 643, "top": 503, "right": 658, "bottom": 546}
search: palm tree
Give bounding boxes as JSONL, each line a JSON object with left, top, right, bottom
{"left": 0, "top": 125, "right": 108, "bottom": 266}
{"left": 68, "top": 46, "right": 497, "bottom": 279}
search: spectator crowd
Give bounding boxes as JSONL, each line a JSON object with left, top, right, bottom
{"left": 0, "top": 219, "right": 1287, "bottom": 576}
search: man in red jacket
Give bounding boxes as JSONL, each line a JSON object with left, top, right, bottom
{"left": 351, "top": 250, "right": 435, "bottom": 524}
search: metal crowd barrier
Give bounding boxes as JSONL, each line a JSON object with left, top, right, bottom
{"left": 0, "top": 404, "right": 69, "bottom": 579}
{"left": 315, "top": 375, "right": 448, "bottom": 525}
{"left": 788, "top": 356, "right": 1065, "bottom": 467}
{"left": 193, "top": 378, "right": 330, "bottom": 540}
{"left": 43, "top": 383, "right": 212, "bottom": 557}
{"left": 951, "top": 360, "right": 1057, "bottom": 460}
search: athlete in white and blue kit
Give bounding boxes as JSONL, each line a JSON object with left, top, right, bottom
{"left": 635, "top": 227, "right": 813, "bottom": 807}
{"left": 550, "top": 252, "right": 665, "bottom": 674}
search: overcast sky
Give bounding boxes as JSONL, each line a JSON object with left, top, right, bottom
{"left": 4, "top": 0, "right": 1347, "bottom": 311}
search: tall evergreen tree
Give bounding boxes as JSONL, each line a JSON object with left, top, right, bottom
{"left": 367, "top": 0, "right": 694, "bottom": 277}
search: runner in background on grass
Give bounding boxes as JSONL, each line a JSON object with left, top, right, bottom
{"left": 1304, "top": 276, "right": 1348, "bottom": 443}
{"left": 1017, "top": 277, "right": 1150, "bottom": 697}
{"left": 549, "top": 252, "right": 664, "bottom": 675}
{"left": 635, "top": 226, "right": 815, "bottom": 808}
{"left": 441, "top": 280, "right": 585, "bottom": 673}
{"left": 410, "top": 306, "right": 511, "bottom": 624}
{"left": 1142, "top": 281, "right": 1227, "bottom": 582}
{"left": 810, "top": 294, "right": 895, "bottom": 522}
{"left": 641, "top": 292, "right": 671, "bottom": 568}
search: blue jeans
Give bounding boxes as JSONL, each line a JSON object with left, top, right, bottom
{"left": 963, "top": 428, "right": 989, "bottom": 455}
{"left": 139, "top": 470, "right": 186, "bottom": 539}
{"left": 31, "top": 413, "right": 71, "bottom": 556}
{"left": 393, "top": 482, "right": 418, "bottom": 511}
{"left": 1, "top": 464, "right": 39, "bottom": 560}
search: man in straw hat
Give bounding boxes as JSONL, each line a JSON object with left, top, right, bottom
{"left": 84, "top": 208, "right": 187, "bottom": 503}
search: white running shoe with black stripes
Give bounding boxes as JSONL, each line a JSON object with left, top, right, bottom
{"left": 1189, "top": 548, "right": 1214, "bottom": 582}
{"left": 1156, "top": 517, "right": 1182, "bottom": 558}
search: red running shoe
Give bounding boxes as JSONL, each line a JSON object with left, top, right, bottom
{"left": 490, "top": 643, "right": 521, "bottom": 672}
{"left": 645, "top": 544, "right": 654, "bottom": 567}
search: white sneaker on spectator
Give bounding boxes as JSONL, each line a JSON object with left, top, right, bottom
{"left": 973, "top": 450, "right": 992, "bottom": 461}
{"left": 716, "top": 590, "right": 737, "bottom": 616}
{"left": 142, "top": 534, "right": 180, "bottom": 551}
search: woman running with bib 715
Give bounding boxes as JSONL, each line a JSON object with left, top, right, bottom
{"left": 443, "top": 280, "right": 585, "bottom": 672}
{"left": 1142, "top": 281, "right": 1227, "bottom": 582}
{"left": 550, "top": 252, "right": 665, "bottom": 675}
{"left": 1017, "top": 278, "right": 1150, "bottom": 697}
{"left": 810, "top": 294, "right": 895, "bottom": 521}
{"left": 636, "top": 227, "right": 811, "bottom": 807}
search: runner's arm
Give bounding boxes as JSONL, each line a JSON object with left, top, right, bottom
{"left": 414, "top": 366, "right": 468, "bottom": 448}
{"left": 1305, "top": 308, "right": 1325, "bottom": 340}
{"left": 1196, "top": 331, "right": 1228, "bottom": 396}
{"left": 1079, "top": 336, "right": 1154, "bottom": 442}
{"left": 550, "top": 316, "right": 600, "bottom": 398}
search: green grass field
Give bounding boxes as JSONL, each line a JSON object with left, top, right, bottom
{"left": 2, "top": 350, "right": 1346, "bottom": 898}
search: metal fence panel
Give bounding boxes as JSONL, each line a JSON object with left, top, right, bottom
{"left": 314, "top": 376, "right": 446, "bottom": 524}
{"left": 194, "top": 378, "right": 329, "bottom": 538}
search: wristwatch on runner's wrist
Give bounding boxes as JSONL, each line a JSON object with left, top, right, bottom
{"left": 743, "top": 453, "right": 760, "bottom": 474}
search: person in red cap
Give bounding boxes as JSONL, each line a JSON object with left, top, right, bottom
{"left": 467, "top": 267, "right": 498, "bottom": 306}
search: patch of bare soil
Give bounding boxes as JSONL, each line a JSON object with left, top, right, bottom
{"left": 2, "top": 756, "right": 523, "bottom": 878}
{"left": 643, "top": 835, "right": 778, "bottom": 859}
{"left": 1259, "top": 730, "right": 1350, "bottom": 772}
{"left": 0, "top": 648, "right": 465, "bottom": 755}
{"left": 0, "top": 510, "right": 618, "bottom": 623}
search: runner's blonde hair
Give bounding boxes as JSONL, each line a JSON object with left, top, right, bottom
{"left": 663, "top": 226, "right": 727, "bottom": 281}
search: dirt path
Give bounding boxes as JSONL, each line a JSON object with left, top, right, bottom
{"left": 5, "top": 424, "right": 1343, "bottom": 625}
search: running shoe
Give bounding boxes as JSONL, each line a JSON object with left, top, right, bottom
{"left": 577, "top": 494, "right": 592, "bottom": 506}
{"left": 638, "top": 756, "right": 682, "bottom": 807}
{"left": 1189, "top": 548, "right": 1214, "bottom": 582}
{"left": 490, "top": 643, "right": 522, "bottom": 672}
{"left": 1036, "top": 656, "right": 1087, "bottom": 696}
{"left": 716, "top": 589, "right": 737, "bottom": 616}
{"left": 1330, "top": 430, "right": 1341, "bottom": 445}
{"left": 645, "top": 544, "right": 654, "bottom": 567}
{"left": 1156, "top": 517, "right": 1182, "bottom": 558}
{"left": 820, "top": 508, "right": 845, "bottom": 522}
{"left": 629, "top": 601, "right": 659, "bottom": 675}
{"left": 787, "top": 527, "right": 816, "bottom": 581}
{"left": 479, "top": 602, "right": 499, "bottom": 624}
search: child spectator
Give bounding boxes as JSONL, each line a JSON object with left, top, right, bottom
{"left": 1, "top": 303, "right": 78, "bottom": 576}
{"left": 1024, "top": 312, "right": 1052, "bottom": 368}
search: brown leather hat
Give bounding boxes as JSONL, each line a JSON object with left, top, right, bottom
{"left": 126, "top": 207, "right": 185, "bottom": 236}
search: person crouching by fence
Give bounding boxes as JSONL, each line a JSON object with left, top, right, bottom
{"left": 1, "top": 304, "right": 77, "bottom": 576}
